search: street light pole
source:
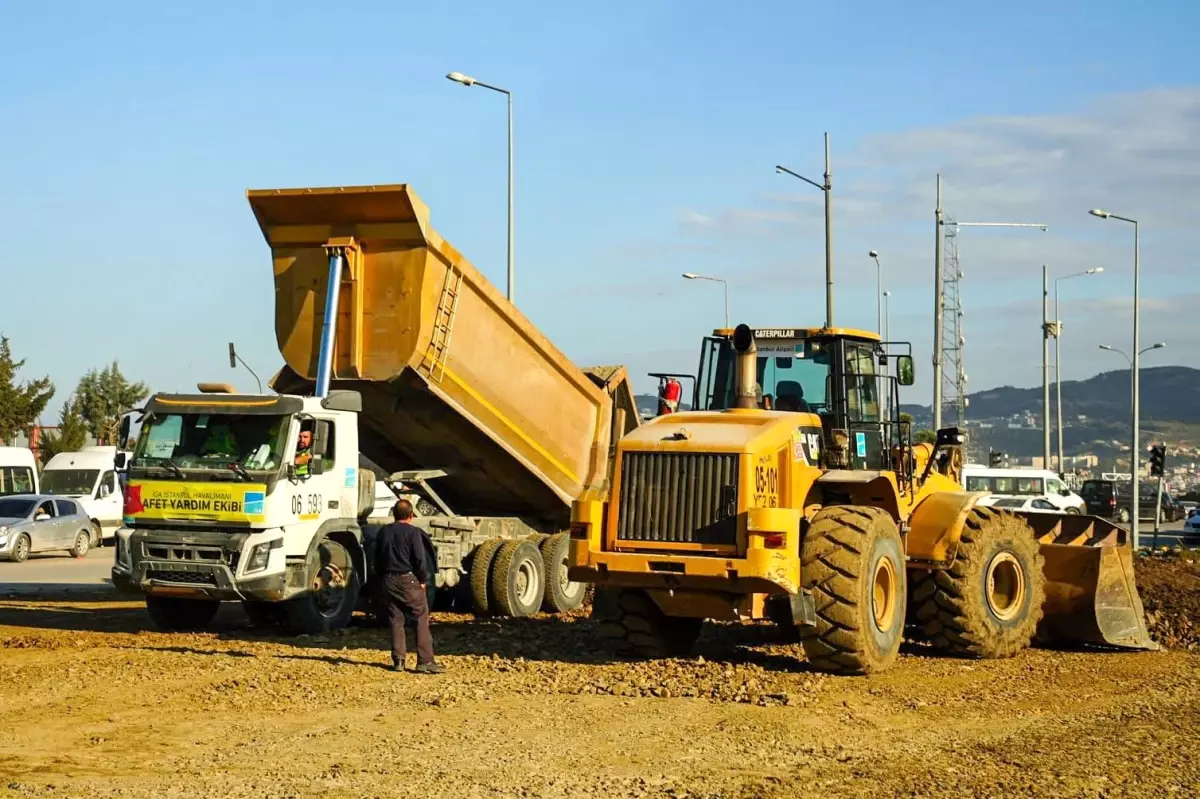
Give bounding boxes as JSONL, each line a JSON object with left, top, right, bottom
{"left": 681, "top": 273, "right": 730, "bottom": 328}
{"left": 447, "top": 71, "right": 515, "bottom": 303}
{"left": 1091, "top": 208, "right": 1142, "bottom": 545}
{"left": 776, "top": 131, "right": 833, "bottom": 328}
{"left": 883, "top": 290, "right": 892, "bottom": 418}
{"left": 1053, "top": 268, "right": 1103, "bottom": 472}
{"left": 1042, "top": 265, "right": 1051, "bottom": 468}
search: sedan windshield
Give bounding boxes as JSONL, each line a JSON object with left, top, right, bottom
{"left": 41, "top": 469, "right": 99, "bottom": 496}
{"left": 133, "top": 413, "right": 289, "bottom": 474}
{"left": 0, "top": 498, "right": 35, "bottom": 519}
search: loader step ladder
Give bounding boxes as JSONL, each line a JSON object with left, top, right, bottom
{"left": 420, "top": 265, "right": 463, "bottom": 384}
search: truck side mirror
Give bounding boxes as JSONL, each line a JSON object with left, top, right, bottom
{"left": 313, "top": 420, "right": 332, "bottom": 458}
{"left": 114, "top": 452, "right": 128, "bottom": 470}
{"left": 310, "top": 454, "right": 326, "bottom": 475}
{"left": 897, "top": 355, "right": 915, "bottom": 386}
{"left": 118, "top": 416, "right": 131, "bottom": 449}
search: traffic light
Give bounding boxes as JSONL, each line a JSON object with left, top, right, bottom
{"left": 1148, "top": 444, "right": 1166, "bottom": 477}
{"left": 989, "top": 450, "right": 1005, "bottom": 468}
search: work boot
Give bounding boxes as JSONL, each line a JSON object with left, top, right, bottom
{"left": 390, "top": 661, "right": 405, "bottom": 673}
{"left": 414, "top": 661, "right": 446, "bottom": 674}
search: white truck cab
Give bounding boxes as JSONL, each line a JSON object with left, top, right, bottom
{"left": 961, "top": 466, "right": 1086, "bottom": 514}
{"left": 111, "top": 386, "right": 376, "bottom": 633}
{"left": 41, "top": 446, "right": 123, "bottom": 544}
{"left": 0, "top": 447, "right": 38, "bottom": 497}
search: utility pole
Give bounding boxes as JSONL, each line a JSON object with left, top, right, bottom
{"left": 1041, "top": 265, "right": 1051, "bottom": 468}
{"left": 933, "top": 175, "right": 944, "bottom": 431}
{"left": 823, "top": 132, "right": 834, "bottom": 328}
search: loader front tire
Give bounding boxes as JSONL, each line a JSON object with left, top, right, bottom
{"left": 594, "top": 588, "right": 702, "bottom": 659}
{"left": 911, "top": 506, "right": 1044, "bottom": 659}
{"left": 799, "top": 506, "right": 907, "bottom": 675}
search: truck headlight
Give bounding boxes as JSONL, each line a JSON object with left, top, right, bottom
{"left": 246, "top": 539, "right": 281, "bottom": 573}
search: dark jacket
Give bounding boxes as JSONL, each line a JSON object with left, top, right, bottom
{"left": 374, "top": 521, "right": 430, "bottom": 584}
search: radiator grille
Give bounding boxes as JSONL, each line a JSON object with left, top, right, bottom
{"left": 616, "top": 452, "right": 740, "bottom": 546}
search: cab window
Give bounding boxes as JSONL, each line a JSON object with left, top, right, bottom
{"left": 0, "top": 466, "right": 35, "bottom": 496}
{"left": 844, "top": 343, "right": 880, "bottom": 422}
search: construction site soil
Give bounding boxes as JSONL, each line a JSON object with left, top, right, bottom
{"left": 2, "top": 552, "right": 1198, "bottom": 798}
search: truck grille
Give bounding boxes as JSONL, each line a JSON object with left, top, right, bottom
{"left": 616, "top": 452, "right": 740, "bottom": 547}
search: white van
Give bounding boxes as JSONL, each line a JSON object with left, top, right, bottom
{"left": 961, "top": 466, "right": 1085, "bottom": 514}
{"left": 0, "top": 447, "right": 38, "bottom": 497}
{"left": 40, "top": 446, "right": 123, "bottom": 544}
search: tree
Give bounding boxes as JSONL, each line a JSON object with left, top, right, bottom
{"left": 915, "top": 429, "right": 937, "bottom": 445}
{"left": 37, "top": 397, "right": 90, "bottom": 465}
{"left": 0, "top": 335, "right": 55, "bottom": 445}
{"left": 75, "top": 362, "right": 149, "bottom": 445}
{"left": 900, "top": 412, "right": 915, "bottom": 426}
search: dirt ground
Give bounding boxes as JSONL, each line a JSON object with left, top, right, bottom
{"left": 2, "top": 555, "right": 1199, "bottom": 799}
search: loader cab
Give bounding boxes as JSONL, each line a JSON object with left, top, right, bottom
{"left": 693, "top": 327, "right": 914, "bottom": 471}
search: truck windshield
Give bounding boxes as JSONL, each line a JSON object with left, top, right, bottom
{"left": 699, "top": 337, "right": 834, "bottom": 412}
{"left": 132, "top": 413, "right": 290, "bottom": 475}
{"left": 41, "top": 469, "right": 98, "bottom": 496}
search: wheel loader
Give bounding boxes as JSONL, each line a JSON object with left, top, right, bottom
{"left": 568, "top": 323, "right": 1156, "bottom": 674}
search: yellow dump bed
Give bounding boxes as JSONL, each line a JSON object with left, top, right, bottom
{"left": 250, "top": 184, "right": 639, "bottom": 527}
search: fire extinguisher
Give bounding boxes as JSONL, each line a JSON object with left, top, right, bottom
{"left": 657, "top": 376, "right": 682, "bottom": 415}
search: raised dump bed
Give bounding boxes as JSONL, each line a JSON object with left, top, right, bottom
{"left": 250, "top": 184, "right": 639, "bottom": 528}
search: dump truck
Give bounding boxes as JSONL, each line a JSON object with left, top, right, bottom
{"left": 569, "top": 324, "right": 1155, "bottom": 674}
{"left": 111, "top": 184, "right": 639, "bottom": 633}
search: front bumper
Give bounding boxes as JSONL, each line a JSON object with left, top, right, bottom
{"left": 117, "top": 528, "right": 290, "bottom": 602}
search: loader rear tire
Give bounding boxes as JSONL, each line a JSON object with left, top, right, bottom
{"left": 468, "top": 538, "right": 504, "bottom": 615}
{"left": 594, "top": 588, "right": 702, "bottom": 659}
{"left": 911, "top": 506, "right": 1044, "bottom": 659}
{"left": 799, "top": 506, "right": 907, "bottom": 675}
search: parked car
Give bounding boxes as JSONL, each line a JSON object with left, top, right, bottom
{"left": 0, "top": 495, "right": 94, "bottom": 563}
{"left": 1079, "top": 479, "right": 1177, "bottom": 524}
{"left": 989, "top": 496, "right": 1067, "bottom": 513}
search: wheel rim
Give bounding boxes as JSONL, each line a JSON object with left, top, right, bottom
{"left": 76, "top": 534, "right": 88, "bottom": 555}
{"left": 516, "top": 558, "right": 539, "bottom": 607}
{"left": 985, "top": 552, "right": 1025, "bottom": 621}
{"left": 559, "top": 554, "right": 584, "bottom": 598}
{"left": 311, "top": 544, "right": 350, "bottom": 619}
{"left": 15, "top": 538, "right": 28, "bottom": 559}
{"left": 871, "top": 555, "right": 898, "bottom": 631}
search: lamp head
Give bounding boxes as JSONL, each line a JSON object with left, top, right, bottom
{"left": 682, "top": 272, "right": 698, "bottom": 280}
{"left": 869, "top": 250, "right": 879, "bottom": 258}
{"left": 1099, "top": 345, "right": 1114, "bottom": 351}
{"left": 1087, "top": 267, "right": 1104, "bottom": 274}
{"left": 1089, "top": 209, "right": 1111, "bottom": 219}
{"left": 446, "top": 71, "right": 477, "bottom": 87}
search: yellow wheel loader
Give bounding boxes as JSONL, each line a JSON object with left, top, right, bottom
{"left": 569, "top": 324, "right": 1155, "bottom": 675}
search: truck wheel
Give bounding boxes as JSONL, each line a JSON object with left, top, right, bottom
{"left": 145, "top": 595, "right": 220, "bottom": 631}
{"left": 70, "top": 530, "right": 90, "bottom": 559}
{"left": 911, "top": 506, "right": 1045, "bottom": 659}
{"left": 468, "top": 538, "right": 504, "bottom": 615}
{"left": 594, "top": 588, "right": 702, "bottom": 659}
{"left": 283, "top": 538, "right": 361, "bottom": 635}
{"left": 243, "top": 601, "right": 282, "bottom": 628}
{"left": 799, "top": 506, "right": 907, "bottom": 675}
{"left": 539, "top": 533, "right": 586, "bottom": 613}
{"left": 489, "top": 540, "right": 545, "bottom": 618}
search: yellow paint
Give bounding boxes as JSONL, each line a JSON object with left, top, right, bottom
{"left": 155, "top": 396, "right": 280, "bottom": 409}
{"left": 710, "top": 326, "right": 881, "bottom": 342}
{"left": 125, "top": 480, "right": 267, "bottom": 524}
{"left": 905, "top": 488, "right": 986, "bottom": 563}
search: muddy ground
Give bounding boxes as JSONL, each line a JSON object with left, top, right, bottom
{"left": 1, "top": 554, "right": 1198, "bottom": 798}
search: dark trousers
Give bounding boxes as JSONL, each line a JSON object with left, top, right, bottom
{"left": 382, "top": 572, "right": 434, "bottom": 666}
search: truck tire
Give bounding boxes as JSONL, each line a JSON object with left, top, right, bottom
{"left": 489, "top": 539, "right": 545, "bottom": 618}
{"left": 282, "top": 538, "right": 361, "bottom": 635}
{"left": 911, "top": 506, "right": 1045, "bottom": 659}
{"left": 469, "top": 538, "right": 504, "bottom": 615}
{"left": 594, "top": 588, "right": 702, "bottom": 659}
{"left": 799, "top": 506, "right": 907, "bottom": 675}
{"left": 145, "top": 595, "right": 220, "bottom": 631}
{"left": 539, "top": 533, "right": 586, "bottom": 613}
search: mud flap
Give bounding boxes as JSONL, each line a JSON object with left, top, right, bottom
{"left": 1018, "top": 512, "right": 1158, "bottom": 651}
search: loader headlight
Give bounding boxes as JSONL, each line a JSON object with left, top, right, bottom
{"left": 246, "top": 539, "right": 282, "bottom": 573}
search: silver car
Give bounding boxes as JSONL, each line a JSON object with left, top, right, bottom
{"left": 0, "top": 494, "right": 94, "bottom": 563}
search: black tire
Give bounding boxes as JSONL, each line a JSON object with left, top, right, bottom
{"left": 911, "top": 506, "right": 1045, "bottom": 659}
{"left": 91, "top": 521, "right": 103, "bottom": 547}
{"left": 70, "top": 530, "right": 90, "bottom": 559}
{"left": 10, "top": 534, "right": 30, "bottom": 563}
{"left": 594, "top": 588, "right": 702, "bottom": 659}
{"left": 145, "top": 595, "right": 220, "bottom": 631}
{"left": 489, "top": 539, "right": 545, "bottom": 618}
{"left": 799, "top": 506, "right": 907, "bottom": 675}
{"left": 243, "top": 601, "right": 282, "bottom": 628}
{"left": 469, "top": 538, "right": 504, "bottom": 615}
{"left": 1117, "top": 508, "right": 1131, "bottom": 524}
{"left": 1065, "top": 507, "right": 1080, "bottom": 515}
{"left": 539, "top": 533, "right": 586, "bottom": 613}
{"left": 282, "top": 538, "right": 361, "bottom": 635}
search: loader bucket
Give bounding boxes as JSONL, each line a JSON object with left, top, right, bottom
{"left": 1018, "top": 512, "right": 1158, "bottom": 651}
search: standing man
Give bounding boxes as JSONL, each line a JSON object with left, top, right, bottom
{"left": 375, "top": 499, "right": 445, "bottom": 674}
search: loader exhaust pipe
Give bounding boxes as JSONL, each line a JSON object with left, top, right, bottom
{"left": 732, "top": 324, "right": 758, "bottom": 410}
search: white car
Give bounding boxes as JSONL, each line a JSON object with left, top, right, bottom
{"left": 989, "top": 496, "right": 1069, "bottom": 514}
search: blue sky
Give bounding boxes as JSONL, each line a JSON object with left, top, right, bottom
{"left": 3, "top": 0, "right": 1199, "bottom": 421}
